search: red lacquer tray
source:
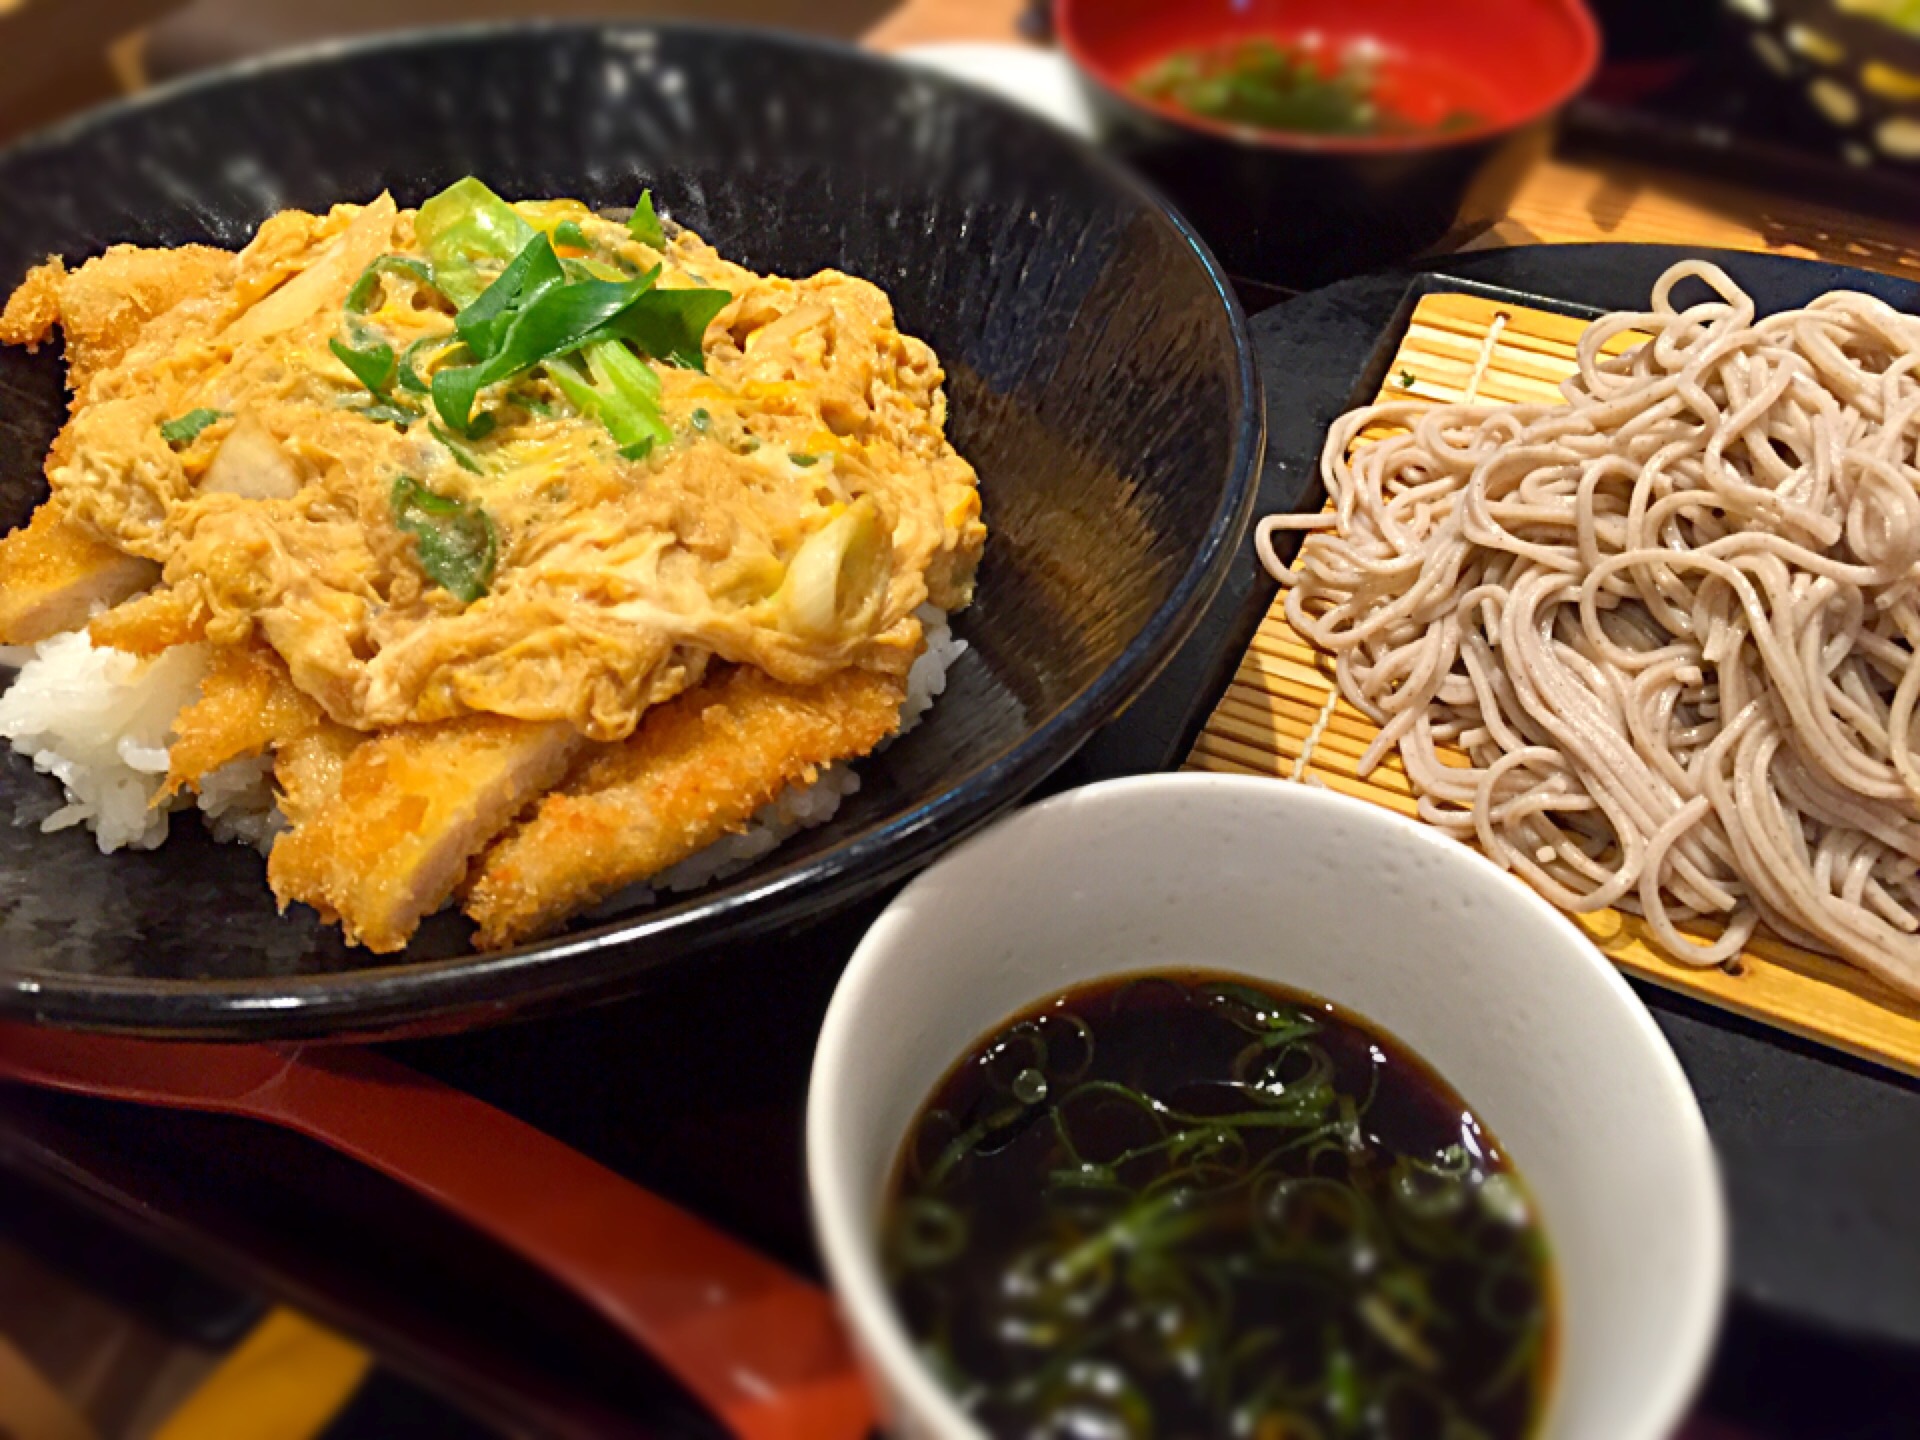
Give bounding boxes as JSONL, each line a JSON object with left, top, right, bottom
{"left": 0, "top": 1022, "right": 874, "bottom": 1440}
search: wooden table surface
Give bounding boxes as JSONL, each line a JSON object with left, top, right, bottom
{"left": 866, "top": 0, "right": 1920, "bottom": 280}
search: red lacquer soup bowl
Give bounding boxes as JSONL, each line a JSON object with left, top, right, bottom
{"left": 1057, "top": 0, "right": 1601, "bottom": 286}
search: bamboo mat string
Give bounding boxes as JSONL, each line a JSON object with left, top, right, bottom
{"left": 1463, "top": 311, "right": 1508, "bottom": 404}
{"left": 1288, "top": 691, "right": 1340, "bottom": 784}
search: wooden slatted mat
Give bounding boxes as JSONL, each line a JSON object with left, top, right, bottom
{"left": 1188, "top": 291, "right": 1920, "bottom": 1078}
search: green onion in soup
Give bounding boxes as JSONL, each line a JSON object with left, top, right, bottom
{"left": 1135, "top": 37, "right": 1484, "bottom": 139}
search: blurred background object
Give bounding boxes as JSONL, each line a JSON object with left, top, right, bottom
{"left": 1562, "top": 0, "right": 1920, "bottom": 217}
{"left": 1054, "top": 0, "right": 1601, "bottom": 288}
{"left": 138, "top": 0, "right": 892, "bottom": 77}
{"left": 0, "top": 0, "right": 893, "bottom": 144}
{"left": 1584, "top": 0, "right": 1721, "bottom": 103}
{"left": 0, "top": 1165, "right": 496, "bottom": 1439}
{"left": 7, "top": 0, "right": 1917, "bottom": 227}
{"left": 0, "top": 0, "right": 182, "bottom": 142}
{"left": 1720, "top": 0, "right": 1920, "bottom": 164}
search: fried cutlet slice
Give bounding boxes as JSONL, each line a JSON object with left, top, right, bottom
{"left": 160, "top": 643, "right": 327, "bottom": 799}
{"left": 0, "top": 501, "right": 159, "bottom": 645}
{"left": 0, "top": 244, "right": 237, "bottom": 646}
{"left": 2, "top": 244, "right": 236, "bottom": 393}
{"left": 464, "top": 665, "right": 906, "bottom": 950}
{"left": 0, "top": 257, "right": 63, "bottom": 348}
{"left": 89, "top": 584, "right": 208, "bottom": 657}
{"left": 160, "top": 644, "right": 364, "bottom": 852}
{"left": 272, "top": 723, "right": 365, "bottom": 831}
{"left": 268, "top": 716, "right": 581, "bottom": 954}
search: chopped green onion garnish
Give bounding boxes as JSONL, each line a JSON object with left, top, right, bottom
{"left": 561, "top": 255, "right": 631, "bottom": 285}
{"left": 430, "top": 238, "right": 638, "bottom": 432}
{"left": 453, "top": 233, "right": 566, "bottom": 364}
{"left": 600, "top": 285, "right": 730, "bottom": 371}
{"left": 429, "top": 246, "right": 728, "bottom": 446}
{"left": 628, "top": 189, "right": 664, "bottom": 248}
{"left": 331, "top": 335, "right": 397, "bottom": 393}
{"left": 398, "top": 334, "right": 452, "bottom": 394}
{"left": 1398, "top": 368, "right": 1417, "bottom": 388}
{"left": 358, "top": 398, "right": 421, "bottom": 429}
{"left": 429, "top": 421, "right": 485, "bottom": 473}
{"left": 1327, "top": 1340, "right": 1362, "bottom": 1427}
{"left": 548, "top": 340, "right": 671, "bottom": 461}
{"left": 391, "top": 474, "right": 497, "bottom": 604}
{"left": 789, "top": 452, "right": 819, "bottom": 467}
{"left": 410, "top": 195, "right": 729, "bottom": 448}
{"left": 346, "top": 255, "right": 436, "bottom": 314}
{"left": 159, "top": 408, "right": 225, "bottom": 447}
{"left": 690, "top": 407, "right": 711, "bottom": 433}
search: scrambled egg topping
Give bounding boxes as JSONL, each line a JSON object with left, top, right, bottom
{"left": 36, "top": 188, "right": 985, "bottom": 741}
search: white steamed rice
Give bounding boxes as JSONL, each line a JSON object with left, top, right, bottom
{"left": 0, "top": 603, "right": 965, "bottom": 897}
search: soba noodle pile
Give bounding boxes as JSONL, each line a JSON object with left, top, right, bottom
{"left": 1258, "top": 261, "right": 1920, "bottom": 998}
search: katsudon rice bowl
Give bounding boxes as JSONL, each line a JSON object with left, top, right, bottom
{"left": 0, "top": 177, "right": 985, "bottom": 954}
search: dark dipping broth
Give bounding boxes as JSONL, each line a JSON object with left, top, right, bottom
{"left": 883, "top": 972, "right": 1554, "bottom": 1439}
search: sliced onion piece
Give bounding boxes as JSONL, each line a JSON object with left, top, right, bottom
{"left": 778, "top": 496, "right": 889, "bottom": 641}
{"left": 222, "top": 193, "right": 398, "bottom": 345}
{"left": 203, "top": 414, "right": 301, "bottom": 499}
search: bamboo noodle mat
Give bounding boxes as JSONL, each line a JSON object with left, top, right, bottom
{"left": 1187, "top": 291, "right": 1920, "bottom": 1078}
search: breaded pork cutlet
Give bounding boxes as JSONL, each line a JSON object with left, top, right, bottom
{"left": 0, "top": 243, "right": 235, "bottom": 643}
{"left": 268, "top": 717, "right": 581, "bottom": 954}
{"left": 0, "top": 178, "right": 983, "bottom": 952}
{"left": 466, "top": 664, "right": 905, "bottom": 948}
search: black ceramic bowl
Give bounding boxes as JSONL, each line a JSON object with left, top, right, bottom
{"left": 1057, "top": 0, "right": 1602, "bottom": 289}
{"left": 0, "top": 23, "right": 1262, "bottom": 1040}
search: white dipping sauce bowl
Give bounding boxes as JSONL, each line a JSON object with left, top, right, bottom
{"left": 808, "top": 774, "right": 1725, "bottom": 1439}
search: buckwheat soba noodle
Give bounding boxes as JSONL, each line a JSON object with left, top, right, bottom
{"left": 1257, "top": 261, "right": 1920, "bottom": 998}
